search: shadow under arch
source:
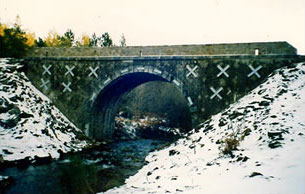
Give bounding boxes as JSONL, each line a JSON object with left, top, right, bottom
{"left": 89, "top": 72, "right": 191, "bottom": 141}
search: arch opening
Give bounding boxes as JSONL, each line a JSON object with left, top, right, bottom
{"left": 90, "top": 72, "right": 192, "bottom": 141}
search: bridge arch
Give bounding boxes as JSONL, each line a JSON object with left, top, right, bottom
{"left": 89, "top": 71, "right": 190, "bottom": 140}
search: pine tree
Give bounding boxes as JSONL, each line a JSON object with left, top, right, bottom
{"left": 100, "top": 32, "right": 113, "bottom": 47}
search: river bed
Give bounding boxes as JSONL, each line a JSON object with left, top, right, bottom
{"left": 1, "top": 139, "right": 170, "bottom": 194}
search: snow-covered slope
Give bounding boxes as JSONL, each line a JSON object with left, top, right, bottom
{"left": 0, "top": 58, "right": 90, "bottom": 162}
{"left": 105, "top": 62, "right": 305, "bottom": 194}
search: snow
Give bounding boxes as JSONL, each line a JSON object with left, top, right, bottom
{"left": 0, "top": 175, "right": 9, "bottom": 182}
{"left": 114, "top": 115, "right": 181, "bottom": 140}
{"left": 104, "top": 62, "right": 305, "bottom": 194}
{"left": 0, "top": 58, "right": 90, "bottom": 162}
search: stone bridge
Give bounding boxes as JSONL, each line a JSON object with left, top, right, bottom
{"left": 22, "top": 41, "right": 304, "bottom": 141}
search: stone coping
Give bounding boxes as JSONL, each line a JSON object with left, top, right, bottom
{"left": 24, "top": 54, "right": 305, "bottom": 62}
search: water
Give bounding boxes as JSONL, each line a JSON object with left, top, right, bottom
{"left": 1, "top": 139, "right": 170, "bottom": 194}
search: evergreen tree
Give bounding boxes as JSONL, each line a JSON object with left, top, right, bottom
{"left": 59, "top": 29, "right": 74, "bottom": 47}
{"left": 89, "top": 33, "right": 100, "bottom": 47}
{"left": 100, "top": 32, "right": 113, "bottom": 47}
{"left": 64, "top": 29, "right": 75, "bottom": 43}
{"left": 0, "top": 22, "right": 30, "bottom": 58}
{"left": 35, "top": 37, "right": 46, "bottom": 47}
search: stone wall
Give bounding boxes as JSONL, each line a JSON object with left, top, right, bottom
{"left": 26, "top": 41, "right": 297, "bottom": 57}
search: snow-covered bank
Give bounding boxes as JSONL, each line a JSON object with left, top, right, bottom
{"left": 0, "top": 58, "right": 91, "bottom": 162}
{"left": 105, "top": 62, "right": 305, "bottom": 194}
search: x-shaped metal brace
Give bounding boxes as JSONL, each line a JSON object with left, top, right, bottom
{"left": 88, "top": 66, "right": 99, "bottom": 78}
{"left": 210, "top": 87, "right": 223, "bottom": 100}
{"left": 248, "top": 65, "right": 262, "bottom": 78}
{"left": 186, "top": 65, "right": 198, "bottom": 78}
{"left": 42, "top": 65, "right": 52, "bottom": 75}
{"left": 40, "top": 78, "right": 50, "bottom": 90}
{"left": 62, "top": 82, "right": 72, "bottom": 92}
{"left": 217, "top": 65, "right": 230, "bottom": 78}
{"left": 65, "top": 65, "right": 75, "bottom": 77}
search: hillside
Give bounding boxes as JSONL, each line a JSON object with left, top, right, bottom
{"left": 0, "top": 58, "right": 91, "bottom": 163}
{"left": 105, "top": 62, "right": 305, "bottom": 194}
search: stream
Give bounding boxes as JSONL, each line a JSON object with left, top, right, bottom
{"left": 1, "top": 139, "right": 170, "bottom": 194}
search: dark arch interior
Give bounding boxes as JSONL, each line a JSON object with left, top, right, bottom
{"left": 90, "top": 72, "right": 191, "bottom": 141}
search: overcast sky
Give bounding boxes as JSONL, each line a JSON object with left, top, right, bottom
{"left": 1, "top": 0, "right": 304, "bottom": 54}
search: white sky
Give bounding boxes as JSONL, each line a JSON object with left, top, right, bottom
{"left": 0, "top": 0, "right": 304, "bottom": 54}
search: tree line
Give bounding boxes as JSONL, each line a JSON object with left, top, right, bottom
{"left": 0, "top": 16, "right": 126, "bottom": 58}
{"left": 36, "top": 29, "right": 125, "bottom": 48}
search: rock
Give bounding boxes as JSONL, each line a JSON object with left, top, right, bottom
{"left": 19, "top": 111, "right": 33, "bottom": 119}
{"left": 169, "top": 149, "right": 180, "bottom": 156}
{"left": 229, "top": 111, "right": 244, "bottom": 120}
{"left": 206, "top": 162, "right": 213, "bottom": 166}
{"left": 243, "top": 128, "right": 252, "bottom": 137}
{"left": 236, "top": 157, "right": 243, "bottom": 162}
{"left": 258, "top": 89, "right": 267, "bottom": 95}
{"left": 218, "top": 118, "right": 227, "bottom": 127}
{"left": 236, "top": 156, "right": 250, "bottom": 162}
{"left": 0, "top": 98, "right": 11, "bottom": 113}
{"left": 249, "top": 172, "right": 263, "bottom": 177}
{"left": 253, "top": 107, "right": 263, "bottom": 111}
{"left": 2, "top": 149, "right": 13, "bottom": 155}
{"left": 267, "top": 131, "right": 283, "bottom": 139}
{"left": 277, "top": 88, "right": 288, "bottom": 96}
{"left": 262, "top": 96, "right": 274, "bottom": 102}
{"left": 0, "top": 105, "right": 20, "bottom": 128}
{"left": 33, "top": 155, "right": 53, "bottom": 166}
{"left": 268, "top": 141, "right": 282, "bottom": 149}
{"left": 242, "top": 156, "right": 250, "bottom": 162}
{"left": 259, "top": 101, "right": 270, "bottom": 106}
{"left": 15, "top": 157, "right": 32, "bottom": 169}
{"left": 204, "top": 124, "right": 214, "bottom": 132}
{"left": 9, "top": 95, "right": 22, "bottom": 102}
{"left": 189, "top": 144, "right": 196, "bottom": 149}
{"left": 270, "top": 122, "right": 280, "bottom": 126}
{"left": 215, "top": 139, "right": 222, "bottom": 144}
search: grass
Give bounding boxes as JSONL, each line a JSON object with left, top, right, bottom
{"left": 221, "top": 121, "right": 251, "bottom": 157}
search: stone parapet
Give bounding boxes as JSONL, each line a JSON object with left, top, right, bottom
{"left": 26, "top": 41, "right": 297, "bottom": 57}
